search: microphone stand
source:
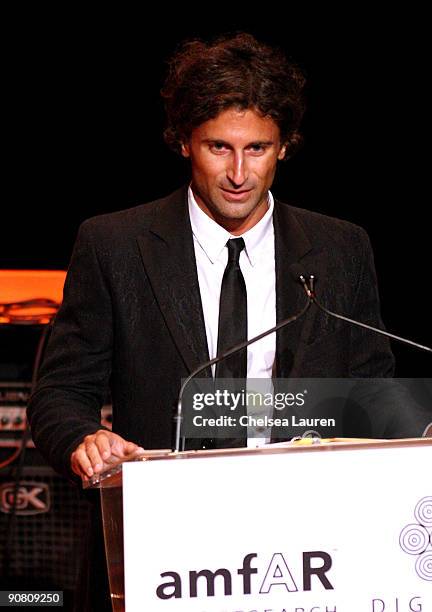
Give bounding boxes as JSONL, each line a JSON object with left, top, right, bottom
{"left": 173, "top": 296, "right": 312, "bottom": 452}
{"left": 298, "top": 273, "right": 432, "bottom": 354}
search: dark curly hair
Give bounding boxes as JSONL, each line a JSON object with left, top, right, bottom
{"left": 161, "top": 32, "right": 306, "bottom": 158}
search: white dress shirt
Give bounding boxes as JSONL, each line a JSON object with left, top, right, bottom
{"left": 188, "top": 186, "right": 276, "bottom": 446}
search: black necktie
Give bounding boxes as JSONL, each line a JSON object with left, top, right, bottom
{"left": 215, "top": 237, "right": 247, "bottom": 380}
{"left": 213, "top": 238, "right": 247, "bottom": 448}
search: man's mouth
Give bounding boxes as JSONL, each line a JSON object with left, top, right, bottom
{"left": 220, "top": 188, "right": 253, "bottom": 202}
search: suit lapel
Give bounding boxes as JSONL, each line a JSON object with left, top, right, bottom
{"left": 273, "top": 200, "right": 324, "bottom": 377}
{"left": 136, "top": 187, "right": 210, "bottom": 375}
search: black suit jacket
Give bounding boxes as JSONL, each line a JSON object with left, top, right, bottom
{"left": 28, "top": 185, "right": 408, "bottom": 478}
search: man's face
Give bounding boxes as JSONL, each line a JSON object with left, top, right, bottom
{"left": 181, "top": 108, "right": 286, "bottom": 234}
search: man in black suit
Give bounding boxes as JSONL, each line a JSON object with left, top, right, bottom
{"left": 28, "top": 33, "right": 431, "bottom": 484}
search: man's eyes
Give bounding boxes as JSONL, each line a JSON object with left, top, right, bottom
{"left": 209, "top": 143, "right": 267, "bottom": 153}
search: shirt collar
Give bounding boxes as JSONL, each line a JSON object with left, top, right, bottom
{"left": 188, "top": 186, "right": 274, "bottom": 266}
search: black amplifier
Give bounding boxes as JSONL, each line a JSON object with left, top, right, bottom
{"left": 0, "top": 381, "right": 112, "bottom": 611}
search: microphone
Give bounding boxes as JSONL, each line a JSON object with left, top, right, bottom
{"left": 173, "top": 264, "right": 312, "bottom": 452}
{"left": 291, "top": 263, "right": 432, "bottom": 354}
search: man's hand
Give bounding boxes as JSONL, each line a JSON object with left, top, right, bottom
{"left": 70, "top": 430, "right": 145, "bottom": 479}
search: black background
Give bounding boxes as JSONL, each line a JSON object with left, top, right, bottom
{"left": 2, "top": 9, "right": 431, "bottom": 376}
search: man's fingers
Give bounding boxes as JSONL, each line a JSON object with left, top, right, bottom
{"left": 126, "top": 442, "right": 145, "bottom": 455}
{"left": 95, "top": 431, "right": 136, "bottom": 459}
{"left": 111, "top": 439, "right": 143, "bottom": 457}
{"left": 84, "top": 438, "right": 106, "bottom": 473}
{"left": 70, "top": 430, "right": 144, "bottom": 480}
{"left": 71, "top": 446, "right": 95, "bottom": 478}
{"left": 70, "top": 431, "right": 111, "bottom": 477}
{"left": 93, "top": 431, "right": 113, "bottom": 461}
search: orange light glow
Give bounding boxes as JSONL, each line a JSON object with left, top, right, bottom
{"left": 0, "top": 270, "right": 66, "bottom": 324}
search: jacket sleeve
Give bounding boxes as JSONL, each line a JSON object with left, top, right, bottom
{"left": 27, "top": 220, "right": 112, "bottom": 479}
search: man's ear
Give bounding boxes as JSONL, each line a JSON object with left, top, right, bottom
{"left": 278, "top": 143, "right": 288, "bottom": 161}
{"left": 181, "top": 142, "right": 191, "bottom": 158}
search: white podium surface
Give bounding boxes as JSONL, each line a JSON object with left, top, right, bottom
{"left": 122, "top": 442, "right": 432, "bottom": 611}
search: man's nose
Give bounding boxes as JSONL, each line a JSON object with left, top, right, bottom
{"left": 226, "top": 152, "right": 248, "bottom": 187}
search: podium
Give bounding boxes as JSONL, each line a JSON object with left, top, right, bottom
{"left": 87, "top": 438, "right": 432, "bottom": 611}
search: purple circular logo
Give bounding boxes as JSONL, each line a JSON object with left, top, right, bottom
{"left": 400, "top": 496, "right": 432, "bottom": 581}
